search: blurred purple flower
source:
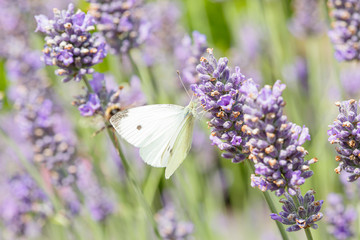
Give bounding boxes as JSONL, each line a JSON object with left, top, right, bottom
{"left": 271, "top": 190, "right": 323, "bottom": 232}
{"left": 35, "top": 3, "right": 107, "bottom": 82}
{"left": 325, "top": 193, "right": 356, "bottom": 240}
{"left": 340, "top": 67, "right": 360, "bottom": 98}
{"left": 87, "top": 0, "right": 150, "bottom": 54}
{"left": 282, "top": 57, "right": 309, "bottom": 94}
{"left": 155, "top": 206, "right": 194, "bottom": 240}
{"left": 142, "top": 0, "right": 183, "bottom": 66}
{"left": 191, "top": 49, "right": 250, "bottom": 163}
{"left": 176, "top": 31, "right": 208, "bottom": 85}
{"left": 328, "top": 99, "right": 360, "bottom": 182}
{"left": 243, "top": 80, "right": 316, "bottom": 196}
{"left": 76, "top": 160, "right": 114, "bottom": 222}
{"left": 0, "top": 173, "right": 52, "bottom": 238}
{"left": 289, "top": 0, "right": 325, "bottom": 37}
{"left": 328, "top": 0, "right": 360, "bottom": 61}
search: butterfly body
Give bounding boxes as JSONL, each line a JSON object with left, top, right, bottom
{"left": 110, "top": 101, "right": 197, "bottom": 178}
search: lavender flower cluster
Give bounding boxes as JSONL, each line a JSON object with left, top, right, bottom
{"left": 328, "top": 0, "right": 360, "bottom": 61}
{"left": 35, "top": 3, "right": 107, "bottom": 82}
{"left": 191, "top": 49, "right": 250, "bottom": 163}
{"left": 87, "top": 0, "right": 150, "bottom": 54}
{"left": 271, "top": 190, "right": 323, "bottom": 232}
{"left": 15, "top": 89, "right": 78, "bottom": 186}
{"left": 0, "top": 173, "right": 52, "bottom": 238}
{"left": 289, "top": 0, "right": 325, "bottom": 37}
{"left": 155, "top": 206, "right": 194, "bottom": 240}
{"left": 328, "top": 99, "right": 360, "bottom": 182}
{"left": 325, "top": 193, "right": 356, "bottom": 240}
{"left": 76, "top": 160, "right": 114, "bottom": 222}
{"left": 175, "top": 31, "right": 208, "bottom": 85}
{"left": 242, "top": 80, "right": 316, "bottom": 196}
{"left": 192, "top": 50, "right": 317, "bottom": 196}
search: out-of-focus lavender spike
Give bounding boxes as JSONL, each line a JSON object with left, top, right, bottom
{"left": 289, "top": 0, "right": 325, "bottom": 38}
{"left": 87, "top": 0, "right": 150, "bottom": 54}
{"left": 328, "top": 99, "right": 360, "bottom": 181}
{"left": 155, "top": 205, "right": 194, "bottom": 240}
{"left": 191, "top": 49, "right": 250, "bottom": 163}
{"left": 175, "top": 31, "right": 208, "bottom": 86}
{"left": 73, "top": 73, "right": 146, "bottom": 120}
{"left": 76, "top": 160, "right": 114, "bottom": 222}
{"left": 0, "top": 173, "right": 52, "bottom": 238}
{"left": 243, "top": 80, "right": 317, "bottom": 196}
{"left": 282, "top": 57, "right": 309, "bottom": 94}
{"left": 325, "top": 193, "right": 356, "bottom": 240}
{"left": 142, "top": 0, "right": 183, "bottom": 66}
{"left": 340, "top": 67, "right": 360, "bottom": 98}
{"left": 328, "top": 0, "right": 360, "bottom": 62}
{"left": 271, "top": 190, "right": 323, "bottom": 232}
{"left": 35, "top": 3, "right": 107, "bottom": 82}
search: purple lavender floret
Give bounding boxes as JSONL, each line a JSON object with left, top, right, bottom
{"left": 35, "top": 3, "right": 107, "bottom": 82}
{"left": 328, "top": 0, "right": 360, "bottom": 61}
{"left": 289, "top": 0, "right": 325, "bottom": 37}
{"left": 328, "top": 99, "right": 360, "bottom": 182}
{"left": 87, "top": 0, "right": 150, "bottom": 54}
{"left": 325, "top": 193, "right": 356, "bottom": 240}
{"left": 191, "top": 49, "right": 250, "bottom": 163}
{"left": 175, "top": 31, "right": 208, "bottom": 85}
{"left": 155, "top": 206, "right": 194, "bottom": 240}
{"left": 0, "top": 173, "right": 52, "bottom": 237}
{"left": 271, "top": 190, "right": 323, "bottom": 232}
{"left": 73, "top": 73, "right": 146, "bottom": 120}
{"left": 243, "top": 80, "right": 317, "bottom": 196}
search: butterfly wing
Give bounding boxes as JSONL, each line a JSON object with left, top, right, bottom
{"left": 110, "top": 104, "right": 185, "bottom": 167}
{"left": 164, "top": 113, "right": 195, "bottom": 179}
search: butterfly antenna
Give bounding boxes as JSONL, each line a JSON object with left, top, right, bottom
{"left": 177, "top": 71, "right": 191, "bottom": 100}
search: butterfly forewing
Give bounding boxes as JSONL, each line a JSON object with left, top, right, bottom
{"left": 110, "top": 104, "right": 184, "bottom": 147}
{"left": 110, "top": 104, "right": 186, "bottom": 167}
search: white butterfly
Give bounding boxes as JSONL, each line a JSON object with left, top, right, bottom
{"left": 110, "top": 101, "right": 197, "bottom": 179}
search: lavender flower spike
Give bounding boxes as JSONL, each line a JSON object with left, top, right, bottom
{"left": 325, "top": 193, "right": 356, "bottom": 240}
{"left": 328, "top": 99, "right": 360, "bottom": 182}
{"left": 87, "top": 0, "right": 151, "bottom": 54}
{"left": 328, "top": 0, "right": 360, "bottom": 61}
{"left": 288, "top": 0, "right": 325, "bottom": 37}
{"left": 243, "top": 80, "right": 317, "bottom": 196}
{"left": 191, "top": 49, "right": 250, "bottom": 163}
{"left": 155, "top": 206, "right": 194, "bottom": 240}
{"left": 35, "top": 3, "right": 107, "bottom": 82}
{"left": 271, "top": 190, "right": 323, "bottom": 232}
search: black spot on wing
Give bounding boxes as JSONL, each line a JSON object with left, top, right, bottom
{"left": 137, "top": 125, "right": 142, "bottom": 130}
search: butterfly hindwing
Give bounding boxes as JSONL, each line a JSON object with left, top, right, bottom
{"left": 164, "top": 113, "right": 195, "bottom": 179}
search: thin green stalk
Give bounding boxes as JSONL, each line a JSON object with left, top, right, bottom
{"left": 304, "top": 228, "right": 314, "bottom": 240}
{"left": 82, "top": 75, "right": 161, "bottom": 239}
{"left": 247, "top": 161, "right": 289, "bottom": 240}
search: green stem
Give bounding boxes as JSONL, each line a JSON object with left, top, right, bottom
{"left": 82, "top": 76, "right": 161, "bottom": 239}
{"left": 247, "top": 161, "right": 289, "bottom": 240}
{"left": 304, "top": 228, "right": 313, "bottom": 240}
